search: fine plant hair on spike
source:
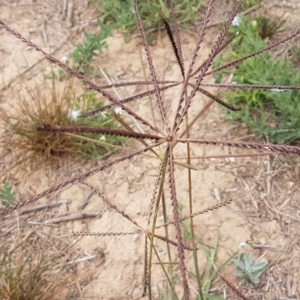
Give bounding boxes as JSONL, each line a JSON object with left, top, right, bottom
{"left": 81, "top": 182, "right": 143, "bottom": 229}
{"left": 37, "top": 125, "right": 162, "bottom": 141}
{"left": 174, "top": 0, "right": 243, "bottom": 132}
{"left": 177, "top": 138, "right": 300, "bottom": 155}
{"left": 74, "top": 230, "right": 195, "bottom": 251}
{"left": 0, "top": 19, "right": 160, "bottom": 134}
{"left": 0, "top": 141, "right": 163, "bottom": 216}
{"left": 156, "top": 199, "right": 233, "bottom": 229}
{"left": 111, "top": 113, "right": 162, "bottom": 159}
{"left": 145, "top": 150, "right": 169, "bottom": 297}
{"left": 191, "top": 34, "right": 237, "bottom": 77}
{"left": 174, "top": 0, "right": 243, "bottom": 133}
{"left": 146, "top": 156, "right": 167, "bottom": 227}
{"left": 199, "top": 82, "right": 300, "bottom": 90}
{"left": 218, "top": 274, "right": 250, "bottom": 300}
{"left": 167, "top": 147, "right": 190, "bottom": 299}
{"left": 152, "top": 233, "right": 196, "bottom": 251}
{"left": 80, "top": 82, "right": 180, "bottom": 119}
{"left": 134, "top": 1, "right": 169, "bottom": 132}
{"left": 167, "top": 0, "right": 184, "bottom": 76}
{"left": 185, "top": 0, "right": 216, "bottom": 80}
{"left": 72, "top": 231, "right": 138, "bottom": 237}
{"left": 188, "top": 83, "right": 241, "bottom": 111}
{"left": 163, "top": 18, "right": 184, "bottom": 78}
{"left": 142, "top": 235, "right": 149, "bottom": 296}
{"left": 172, "top": 0, "right": 216, "bottom": 133}
{"left": 176, "top": 152, "right": 271, "bottom": 160}
{"left": 174, "top": 77, "right": 230, "bottom": 144}
{"left": 98, "top": 80, "right": 177, "bottom": 89}
{"left": 205, "top": 28, "right": 300, "bottom": 77}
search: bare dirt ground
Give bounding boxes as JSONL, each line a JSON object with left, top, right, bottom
{"left": 1, "top": 1, "right": 300, "bottom": 299}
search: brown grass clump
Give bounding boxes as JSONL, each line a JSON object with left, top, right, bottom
{"left": 0, "top": 228, "right": 81, "bottom": 300}
{"left": 0, "top": 78, "right": 126, "bottom": 174}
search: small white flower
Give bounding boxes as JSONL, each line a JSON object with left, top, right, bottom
{"left": 100, "top": 135, "right": 106, "bottom": 141}
{"left": 68, "top": 108, "right": 81, "bottom": 120}
{"left": 61, "top": 55, "right": 68, "bottom": 64}
{"left": 271, "top": 88, "right": 285, "bottom": 93}
{"left": 114, "top": 106, "right": 123, "bottom": 115}
{"left": 239, "top": 242, "right": 248, "bottom": 249}
{"left": 231, "top": 16, "right": 240, "bottom": 27}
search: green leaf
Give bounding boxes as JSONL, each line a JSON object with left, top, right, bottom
{"left": 234, "top": 269, "right": 244, "bottom": 278}
{"left": 232, "top": 258, "right": 245, "bottom": 270}
{"left": 249, "top": 273, "right": 260, "bottom": 284}
{"left": 0, "top": 183, "right": 16, "bottom": 207}
{"left": 243, "top": 253, "right": 254, "bottom": 270}
{"left": 250, "top": 261, "right": 268, "bottom": 272}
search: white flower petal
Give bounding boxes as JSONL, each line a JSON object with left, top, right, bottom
{"left": 68, "top": 109, "right": 81, "bottom": 120}
{"left": 231, "top": 16, "right": 240, "bottom": 27}
{"left": 271, "top": 88, "right": 285, "bottom": 92}
{"left": 114, "top": 106, "right": 123, "bottom": 115}
{"left": 61, "top": 55, "right": 68, "bottom": 63}
{"left": 239, "top": 242, "right": 248, "bottom": 249}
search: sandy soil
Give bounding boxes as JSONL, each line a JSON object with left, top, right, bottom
{"left": 1, "top": 1, "right": 300, "bottom": 299}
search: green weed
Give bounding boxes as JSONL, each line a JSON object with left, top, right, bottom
{"left": 0, "top": 183, "right": 15, "bottom": 207}
{"left": 216, "top": 17, "right": 300, "bottom": 144}
{"left": 92, "top": 0, "right": 201, "bottom": 36}
{"left": 71, "top": 0, "right": 202, "bottom": 72}
{"left": 70, "top": 20, "right": 112, "bottom": 73}
{"left": 232, "top": 253, "right": 268, "bottom": 285}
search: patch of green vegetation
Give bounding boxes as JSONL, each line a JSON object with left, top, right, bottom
{"left": 215, "top": 17, "right": 300, "bottom": 144}
{"left": 0, "top": 183, "right": 15, "bottom": 207}
{"left": 232, "top": 253, "right": 268, "bottom": 285}
{"left": 70, "top": 0, "right": 201, "bottom": 72}
{"left": 74, "top": 92, "right": 127, "bottom": 160}
{"left": 241, "top": 0, "right": 260, "bottom": 10}
{"left": 70, "top": 20, "right": 112, "bottom": 73}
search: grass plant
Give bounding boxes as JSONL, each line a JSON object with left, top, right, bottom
{"left": 0, "top": 78, "right": 126, "bottom": 173}
{"left": 255, "top": 15, "right": 285, "bottom": 40}
{"left": 1, "top": 0, "right": 300, "bottom": 299}
{"left": 0, "top": 229, "right": 81, "bottom": 299}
